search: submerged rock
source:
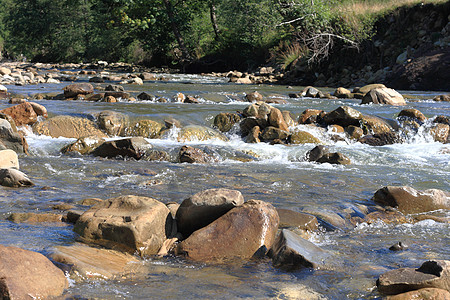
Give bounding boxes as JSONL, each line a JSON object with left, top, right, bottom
{"left": 0, "top": 245, "right": 68, "bottom": 299}
{"left": 270, "top": 229, "right": 330, "bottom": 271}
{"left": 373, "top": 186, "right": 450, "bottom": 214}
{"left": 176, "top": 188, "right": 244, "bottom": 237}
{"left": 306, "top": 145, "right": 350, "bottom": 165}
{"left": 74, "top": 195, "right": 172, "bottom": 256}
{"left": 377, "top": 260, "right": 450, "bottom": 295}
{"left": 7, "top": 212, "right": 63, "bottom": 223}
{"left": 176, "top": 200, "right": 279, "bottom": 261}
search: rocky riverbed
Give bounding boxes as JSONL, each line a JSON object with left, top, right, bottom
{"left": 0, "top": 62, "right": 449, "bottom": 299}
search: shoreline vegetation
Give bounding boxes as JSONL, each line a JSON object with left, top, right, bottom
{"left": 0, "top": 0, "right": 449, "bottom": 90}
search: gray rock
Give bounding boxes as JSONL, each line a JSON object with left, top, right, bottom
{"left": 0, "top": 168, "right": 34, "bottom": 187}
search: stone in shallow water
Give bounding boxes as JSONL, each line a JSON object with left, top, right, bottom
{"left": 0, "top": 168, "right": 34, "bottom": 187}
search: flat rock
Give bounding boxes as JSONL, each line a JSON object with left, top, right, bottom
{"left": 373, "top": 186, "right": 450, "bottom": 214}
{"left": 7, "top": 212, "right": 63, "bottom": 223}
{"left": 0, "top": 149, "right": 19, "bottom": 169}
{"left": 74, "top": 195, "right": 172, "bottom": 256}
{"left": 176, "top": 188, "right": 245, "bottom": 237}
{"left": 377, "top": 260, "right": 450, "bottom": 295}
{"left": 63, "top": 83, "right": 94, "bottom": 98}
{"left": 0, "top": 245, "right": 68, "bottom": 299}
{"left": 33, "top": 115, "right": 107, "bottom": 139}
{"left": 270, "top": 229, "right": 330, "bottom": 270}
{"left": 277, "top": 209, "right": 319, "bottom": 231}
{"left": 386, "top": 288, "right": 450, "bottom": 300}
{"left": 176, "top": 200, "right": 279, "bottom": 261}
{"left": 51, "top": 243, "right": 143, "bottom": 280}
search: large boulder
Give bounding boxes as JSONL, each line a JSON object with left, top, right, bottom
{"left": 0, "top": 168, "right": 34, "bottom": 187}
{"left": 176, "top": 189, "right": 245, "bottom": 237}
{"left": 270, "top": 229, "right": 330, "bottom": 270}
{"left": 372, "top": 186, "right": 450, "bottom": 214}
{"left": 323, "top": 106, "right": 363, "bottom": 127}
{"left": 74, "top": 195, "right": 172, "bottom": 256}
{"left": 0, "top": 149, "right": 19, "bottom": 169}
{"left": 97, "top": 111, "right": 130, "bottom": 136}
{"left": 33, "top": 115, "right": 107, "bottom": 139}
{"left": 0, "top": 102, "right": 38, "bottom": 126}
{"left": 91, "top": 137, "right": 152, "bottom": 159}
{"left": 125, "top": 119, "right": 164, "bottom": 139}
{"left": 51, "top": 243, "right": 143, "bottom": 280}
{"left": 360, "top": 115, "right": 395, "bottom": 135}
{"left": 361, "top": 88, "right": 406, "bottom": 105}
{"left": 63, "top": 83, "right": 94, "bottom": 98}
{"left": 261, "top": 126, "right": 290, "bottom": 142}
{"left": 176, "top": 200, "right": 279, "bottom": 261}
{"left": 0, "top": 245, "right": 68, "bottom": 299}
{"left": 0, "top": 118, "right": 27, "bottom": 154}
{"left": 377, "top": 260, "right": 450, "bottom": 295}
{"left": 268, "top": 107, "right": 289, "bottom": 131}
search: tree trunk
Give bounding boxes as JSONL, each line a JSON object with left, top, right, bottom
{"left": 161, "top": 0, "right": 191, "bottom": 61}
{"left": 209, "top": 1, "right": 220, "bottom": 40}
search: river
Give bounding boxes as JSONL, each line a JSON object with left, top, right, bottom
{"left": 0, "top": 72, "right": 449, "bottom": 299}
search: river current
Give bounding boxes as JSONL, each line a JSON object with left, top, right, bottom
{"left": 0, "top": 73, "right": 449, "bottom": 299}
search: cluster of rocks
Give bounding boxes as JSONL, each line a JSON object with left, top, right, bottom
{"left": 221, "top": 68, "right": 284, "bottom": 84}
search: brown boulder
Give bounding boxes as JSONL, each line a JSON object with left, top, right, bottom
{"left": 0, "top": 118, "right": 27, "bottom": 154}
{"left": 0, "top": 245, "right": 68, "bottom": 299}
{"left": 261, "top": 126, "right": 290, "bottom": 142}
{"left": 246, "top": 126, "right": 261, "bottom": 143}
{"left": 91, "top": 137, "right": 152, "bottom": 159}
{"left": 245, "top": 91, "right": 263, "bottom": 102}
{"left": 63, "top": 83, "right": 94, "bottom": 98}
{"left": 354, "top": 83, "right": 386, "bottom": 95}
{"left": 176, "top": 188, "right": 245, "bottom": 237}
{"left": 32, "top": 115, "right": 107, "bottom": 139}
{"left": 361, "top": 88, "right": 406, "bottom": 105}
{"left": 377, "top": 260, "right": 450, "bottom": 295}
{"left": 334, "top": 87, "right": 352, "bottom": 98}
{"left": 176, "top": 200, "right": 279, "bottom": 261}
{"left": 126, "top": 119, "right": 164, "bottom": 139}
{"left": 360, "top": 115, "right": 395, "bottom": 135}
{"left": 51, "top": 243, "right": 143, "bottom": 280}
{"left": 323, "top": 106, "right": 362, "bottom": 127}
{"left": 268, "top": 107, "right": 289, "bottom": 131}
{"left": 433, "top": 94, "right": 450, "bottom": 102}
{"left": 372, "top": 186, "right": 450, "bottom": 214}
{"left": 316, "top": 152, "right": 351, "bottom": 165}
{"left": 345, "top": 126, "right": 364, "bottom": 140}
{"left": 270, "top": 229, "right": 330, "bottom": 271}
{"left": 214, "top": 113, "right": 241, "bottom": 132}
{"left": 178, "top": 145, "right": 217, "bottom": 163}
{"left": 386, "top": 288, "right": 450, "bottom": 300}
{"left": 398, "top": 109, "right": 427, "bottom": 123}
{"left": 28, "top": 102, "right": 48, "bottom": 118}
{"left": 359, "top": 132, "right": 402, "bottom": 146}
{"left": 176, "top": 125, "right": 228, "bottom": 142}
{"left": 277, "top": 209, "right": 319, "bottom": 231}
{"left": 298, "top": 109, "right": 325, "bottom": 125}
{"left": 0, "top": 102, "right": 38, "bottom": 126}
{"left": 290, "top": 130, "right": 321, "bottom": 144}
{"left": 96, "top": 111, "right": 129, "bottom": 137}
{"left": 74, "top": 195, "right": 172, "bottom": 256}
{"left": 104, "top": 91, "right": 130, "bottom": 99}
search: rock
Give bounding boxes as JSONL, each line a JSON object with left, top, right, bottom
{"left": 290, "top": 130, "right": 321, "bottom": 144}
{"left": 85, "top": 93, "right": 104, "bottom": 101}
{"left": 61, "top": 136, "right": 105, "bottom": 155}
{"left": 377, "top": 260, "right": 450, "bottom": 295}
{"left": 360, "top": 115, "right": 395, "bottom": 135}
{"left": 176, "top": 188, "right": 245, "bottom": 237}
{"left": 236, "top": 76, "right": 252, "bottom": 84}
{"left": 361, "top": 88, "right": 406, "bottom": 105}
{"left": 184, "top": 95, "right": 200, "bottom": 104}
{"left": 261, "top": 126, "right": 290, "bottom": 142}
{"left": 137, "top": 92, "right": 154, "bottom": 101}
{"left": 277, "top": 209, "right": 319, "bottom": 231}
{"left": 389, "top": 242, "right": 408, "bottom": 251}
{"left": 433, "top": 94, "right": 450, "bottom": 102}
{"left": 176, "top": 125, "right": 228, "bottom": 142}
{"left": 354, "top": 83, "right": 386, "bottom": 95}
{"left": 270, "top": 229, "right": 330, "bottom": 271}
{"left": 282, "top": 111, "right": 295, "bottom": 127}
{"left": 126, "top": 119, "right": 164, "bottom": 139}
{"left": 240, "top": 117, "right": 261, "bottom": 137}
{"left": 245, "top": 91, "right": 263, "bottom": 102}
{"left": 298, "top": 109, "right": 325, "bottom": 125}
{"left": 430, "top": 123, "right": 450, "bottom": 143}
{"left": 175, "top": 92, "right": 186, "bottom": 102}
{"left": 0, "top": 118, "right": 27, "bottom": 154}
{"left": 164, "top": 117, "right": 181, "bottom": 129}
{"left": 63, "top": 83, "right": 94, "bottom": 98}
{"left": 104, "top": 91, "right": 130, "bottom": 99}
{"left": 334, "top": 87, "right": 352, "bottom": 98}
{"left": 306, "top": 145, "right": 328, "bottom": 162}
{"left": 102, "top": 95, "right": 117, "bottom": 103}
{"left": 7, "top": 212, "right": 63, "bottom": 223}
{"left": 51, "top": 243, "right": 143, "bottom": 280}
{"left": 176, "top": 200, "right": 279, "bottom": 261}
{"left": 214, "top": 113, "right": 241, "bottom": 132}
{"left": 141, "top": 149, "right": 170, "bottom": 162}
{"left": 0, "top": 149, "right": 19, "bottom": 169}
{"left": 398, "top": 109, "right": 427, "bottom": 123}
{"left": 92, "top": 137, "right": 152, "bottom": 159}
{"left": 385, "top": 288, "right": 450, "bottom": 300}
{"left": 0, "top": 102, "right": 38, "bottom": 126}
{"left": 434, "top": 115, "right": 450, "bottom": 126}
{"left": 129, "top": 77, "right": 143, "bottom": 85}
{"left": 372, "top": 186, "right": 450, "bottom": 214}
{"left": 268, "top": 107, "right": 289, "bottom": 131}
{"left": 74, "top": 195, "right": 172, "bottom": 256}
{"left": 178, "top": 145, "right": 217, "bottom": 163}
{"left": 0, "top": 245, "right": 68, "bottom": 299}
{"left": 0, "top": 168, "right": 34, "bottom": 187}
{"left": 345, "top": 125, "right": 364, "bottom": 140}
{"left": 317, "top": 152, "right": 351, "bottom": 165}
{"left": 0, "top": 67, "right": 11, "bottom": 75}
{"left": 304, "top": 86, "right": 321, "bottom": 98}
{"left": 97, "top": 110, "right": 130, "bottom": 136}
{"left": 89, "top": 76, "right": 104, "bottom": 83}
{"left": 140, "top": 72, "right": 156, "bottom": 80}
{"left": 33, "top": 115, "right": 107, "bottom": 139}
{"left": 323, "top": 106, "right": 363, "bottom": 127}
{"left": 359, "top": 132, "right": 402, "bottom": 146}
{"left": 105, "top": 84, "right": 124, "bottom": 92}
{"left": 363, "top": 209, "right": 410, "bottom": 225}
{"left": 246, "top": 126, "right": 261, "bottom": 143}
{"left": 243, "top": 103, "right": 259, "bottom": 117}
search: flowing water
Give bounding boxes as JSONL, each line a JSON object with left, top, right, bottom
{"left": 0, "top": 74, "right": 449, "bottom": 299}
